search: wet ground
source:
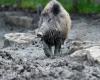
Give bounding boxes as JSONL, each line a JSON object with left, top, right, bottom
{"left": 0, "top": 12, "right": 100, "bottom": 80}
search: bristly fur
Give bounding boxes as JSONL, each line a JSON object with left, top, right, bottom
{"left": 51, "top": 3, "right": 60, "bottom": 16}
{"left": 42, "top": 29, "right": 65, "bottom": 46}
{"left": 37, "top": 0, "right": 71, "bottom": 57}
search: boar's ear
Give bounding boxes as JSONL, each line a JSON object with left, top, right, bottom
{"left": 51, "top": 3, "right": 60, "bottom": 16}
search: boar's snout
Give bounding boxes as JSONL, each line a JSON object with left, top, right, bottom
{"left": 37, "top": 32, "right": 43, "bottom": 38}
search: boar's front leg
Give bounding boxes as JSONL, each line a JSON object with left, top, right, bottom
{"left": 43, "top": 41, "right": 53, "bottom": 58}
{"left": 54, "top": 42, "right": 61, "bottom": 56}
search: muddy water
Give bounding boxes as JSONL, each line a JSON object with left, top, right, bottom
{"left": 0, "top": 12, "right": 100, "bottom": 80}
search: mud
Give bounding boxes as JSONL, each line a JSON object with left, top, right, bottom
{"left": 0, "top": 12, "right": 100, "bottom": 80}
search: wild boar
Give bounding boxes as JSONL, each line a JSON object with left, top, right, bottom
{"left": 37, "top": 0, "right": 71, "bottom": 58}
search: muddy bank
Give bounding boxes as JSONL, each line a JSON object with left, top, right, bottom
{"left": 0, "top": 52, "right": 100, "bottom": 80}
{"left": 0, "top": 12, "right": 100, "bottom": 80}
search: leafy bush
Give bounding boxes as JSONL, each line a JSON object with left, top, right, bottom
{"left": 77, "top": 0, "right": 100, "bottom": 13}
{"left": 0, "top": 0, "right": 16, "bottom": 6}
{"left": 0, "top": 0, "right": 100, "bottom": 13}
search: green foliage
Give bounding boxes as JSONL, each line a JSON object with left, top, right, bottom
{"left": 77, "top": 0, "right": 100, "bottom": 13}
{"left": 20, "top": 0, "right": 73, "bottom": 12}
{"left": 0, "top": 0, "right": 16, "bottom": 6}
{"left": 59, "top": 0, "right": 73, "bottom": 12}
{"left": 20, "top": 0, "right": 48, "bottom": 10}
{"left": 0, "top": 0, "right": 100, "bottom": 13}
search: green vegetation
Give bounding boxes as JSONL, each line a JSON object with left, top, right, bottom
{"left": 20, "top": 0, "right": 48, "bottom": 10}
{"left": 0, "top": 0, "right": 100, "bottom": 13}
{"left": 0, "top": 0, "right": 16, "bottom": 6}
{"left": 77, "top": 0, "right": 100, "bottom": 13}
{"left": 20, "top": 0, "right": 73, "bottom": 12}
{"left": 59, "top": 0, "right": 73, "bottom": 12}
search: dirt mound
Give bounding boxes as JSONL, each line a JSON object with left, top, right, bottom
{"left": 0, "top": 51, "right": 100, "bottom": 80}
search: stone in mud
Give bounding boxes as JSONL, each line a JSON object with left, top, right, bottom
{"left": 71, "top": 46, "right": 100, "bottom": 63}
{"left": 4, "top": 33, "right": 37, "bottom": 48}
